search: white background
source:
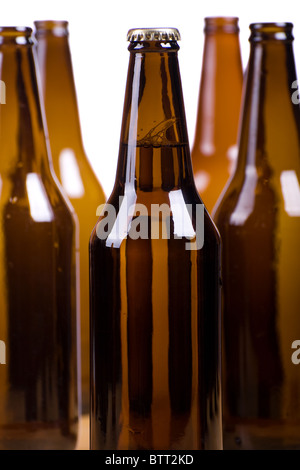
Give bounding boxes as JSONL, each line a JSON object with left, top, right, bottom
{"left": 2, "top": 0, "right": 300, "bottom": 197}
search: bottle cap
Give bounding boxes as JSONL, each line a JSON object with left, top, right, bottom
{"left": 127, "top": 28, "right": 181, "bottom": 42}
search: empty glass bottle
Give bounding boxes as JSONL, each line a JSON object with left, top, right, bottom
{"left": 191, "top": 17, "right": 243, "bottom": 213}
{"left": 90, "top": 28, "right": 222, "bottom": 450}
{"left": 213, "top": 22, "right": 300, "bottom": 450}
{"left": 33, "top": 20, "right": 106, "bottom": 423}
{"left": 0, "top": 26, "right": 79, "bottom": 450}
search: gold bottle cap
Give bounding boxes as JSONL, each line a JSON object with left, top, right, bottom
{"left": 127, "top": 28, "right": 181, "bottom": 42}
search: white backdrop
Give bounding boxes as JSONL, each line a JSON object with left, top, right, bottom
{"left": 2, "top": 0, "right": 300, "bottom": 197}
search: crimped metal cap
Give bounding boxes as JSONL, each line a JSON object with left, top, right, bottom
{"left": 127, "top": 28, "right": 181, "bottom": 42}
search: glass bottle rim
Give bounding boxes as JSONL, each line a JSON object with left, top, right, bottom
{"left": 34, "top": 20, "right": 69, "bottom": 37}
{"left": 204, "top": 17, "right": 240, "bottom": 34}
{"left": 249, "top": 22, "right": 294, "bottom": 42}
{"left": 0, "top": 26, "right": 33, "bottom": 44}
{"left": 0, "top": 26, "right": 32, "bottom": 36}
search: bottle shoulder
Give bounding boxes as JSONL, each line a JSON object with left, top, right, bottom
{"left": 213, "top": 167, "right": 300, "bottom": 229}
{"left": 90, "top": 184, "right": 220, "bottom": 252}
{"left": 0, "top": 170, "right": 76, "bottom": 230}
{"left": 51, "top": 148, "right": 106, "bottom": 204}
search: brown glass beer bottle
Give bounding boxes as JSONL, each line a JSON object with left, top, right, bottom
{"left": 0, "top": 27, "right": 79, "bottom": 449}
{"left": 33, "top": 20, "right": 106, "bottom": 420}
{"left": 191, "top": 17, "right": 243, "bottom": 213}
{"left": 213, "top": 22, "right": 300, "bottom": 450}
{"left": 90, "top": 28, "right": 222, "bottom": 450}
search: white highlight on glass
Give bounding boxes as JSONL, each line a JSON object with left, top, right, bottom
{"left": 280, "top": 170, "right": 300, "bottom": 217}
{"left": 59, "top": 148, "right": 85, "bottom": 198}
{"left": 26, "top": 173, "right": 54, "bottom": 222}
{"left": 194, "top": 171, "right": 210, "bottom": 192}
{"left": 105, "top": 187, "right": 137, "bottom": 249}
{"left": 230, "top": 165, "right": 258, "bottom": 225}
{"left": 227, "top": 144, "right": 238, "bottom": 174}
{"left": 169, "top": 189, "right": 196, "bottom": 239}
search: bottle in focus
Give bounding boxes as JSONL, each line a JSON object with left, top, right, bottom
{"left": 90, "top": 27, "right": 222, "bottom": 450}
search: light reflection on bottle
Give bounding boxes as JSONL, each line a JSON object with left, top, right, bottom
{"left": 26, "top": 173, "right": 54, "bottom": 222}
{"left": 59, "top": 148, "right": 85, "bottom": 199}
{"left": 280, "top": 170, "right": 300, "bottom": 217}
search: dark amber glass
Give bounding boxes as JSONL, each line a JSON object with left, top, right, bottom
{"left": 33, "top": 21, "right": 106, "bottom": 432}
{"left": 191, "top": 17, "right": 243, "bottom": 213}
{"left": 90, "top": 28, "right": 222, "bottom": 450}
{"left": 213, "top": 22, "right": 300, "bottom": 449}
{"left": 0, "top": 27, "right": 79, "bottom": 449}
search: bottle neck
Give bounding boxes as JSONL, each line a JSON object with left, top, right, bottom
{"left": 236, "top": 29, "right": 300, "bottom": 174}
{"left": 0, "top": 29, "right": 51, "bottom": 176}
{"left": 193, "top": 22, "right": 243, "bottom": 155}
{"left": 114, "top": 41, "right": 193, "bottom": 194}
{"left": 34, "top": 24, "right": 85, "bottom": 156}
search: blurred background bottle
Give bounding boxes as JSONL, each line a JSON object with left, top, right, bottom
{"left": 213, "top": 22, "right": 300, "bottom": 450}
{"left": 191, "top": 17, "right": 243, "bottom": 214}
{"left": 34, "top": 20, "right": 106, "bottom": 445}
{"left": 90, "top": 28, "right": 222, "bottom": 450}
{"left": 0, "top": 26, "right": 79, "bottom": 450}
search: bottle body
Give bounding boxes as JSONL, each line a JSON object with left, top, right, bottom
{"left": 213, "top": 23, "right": 300, "bottom": 449}
{"left": 191, "top": 17, "right": 243, "bottom": 213}
{"left": 34, "top": 20, "right": 106, "bottom": 418}
{"left": 0, "top": 27, "right": 79, "bottom": 450}
{"left": 90, "top": 29, "right": 222, "bottom": 450}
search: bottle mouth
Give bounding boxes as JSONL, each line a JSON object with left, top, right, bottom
{"left": 204, "top": 17, "right": 240, "bottom": 34}
{"left": 249, "top": 22, "right": 294, "bottom": 42}
{"left": 34, "top": 20, "right": 69, "bottom": 37}
{"left": 0, "top": 26, "right": 33, "bottom": 44}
